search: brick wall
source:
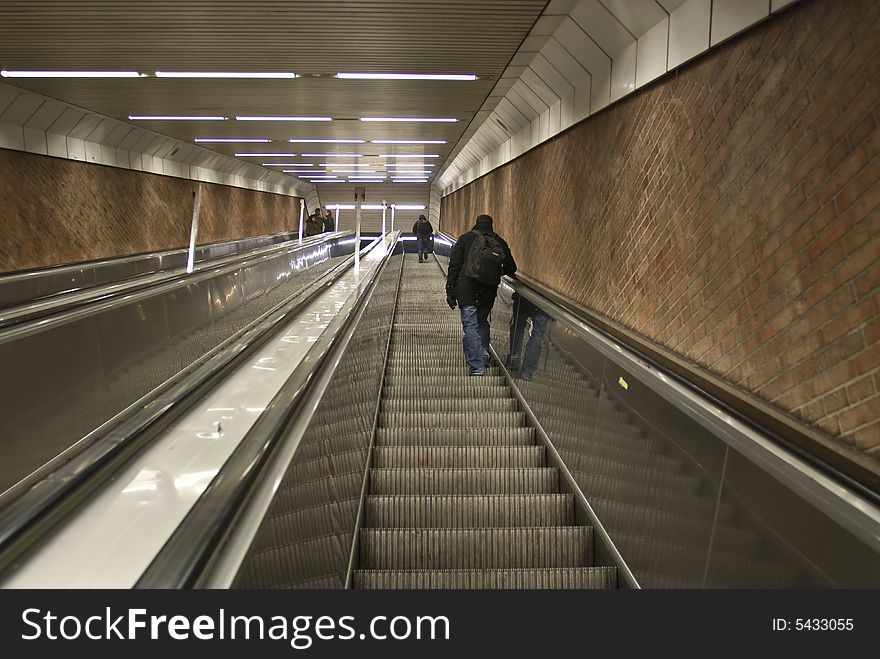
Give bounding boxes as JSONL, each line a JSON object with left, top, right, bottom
{"left": 441, "top": 0, "right": 880, "bottom": 460}
{"left": 0, "top": 148, "right": 301, "bottom": 271}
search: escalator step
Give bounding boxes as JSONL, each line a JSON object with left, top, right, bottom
{"left": 384, "top": 374, "right": 506, "bottom": 386}
{"left": 376, "top": 427, "right": 536, "bottom": 446}
{"left": 364, "top": 494, "right": 573, "bottom": 527}
{"left": 359, "top": 527, "right": 593, "bottom": 569}
{"left": 372, "top": 446, "right": 545, "bottom": 468}
{"left": 381, "top": 398, "right": 519, "bottom": 413}
{"left": 382, "top": 384, "right": 511, "bottom": 399}
{"left": 379, "top": 411, "right": 526, "bottom": 428}
{"left": 352, "top": 567, "right": 616, "bottom": 589}
{"left": 369, "top": 468, "right": 559, "bottom": 494}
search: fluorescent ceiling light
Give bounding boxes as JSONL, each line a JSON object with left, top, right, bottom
{"left": 387, "top": 165, "right": 434, "bottom": 169}
{"left": 304, "top": 153, "right": 362, "bottom": 158}
{"left": 288, "top": 138, "right": 364, "bottom": 143}
{"left": 2, "top": 70, "right": 142, "bottom": 78}
{"left": 330, "top": 170, "right": 377, "bottom": 173}
{"left": 321, "top": 163, "right": 371, "bottom": 167}
{"left": 236, "top": 116, "right": 331, "bottom": 121}
{"left": 283, "top": 170, "right": 327, "bottom": 173}
{"left": 235, "top": 152, "right": 298, "bottom": 157}
{"left": 129, "top": 115, "right": 226, "bottom": 120}
{"left": 302, "top": 176, "right": 339, "bottom": 179}
{"left": 393, "top": 179, "right": 429, "bottom": 182}
{"left": 348, "top": 177, "right": 386, "bottom": 181}
{"left": 313, "top": 180, "right": 344, "bottom": 183}
{"left": 361, "top": 117, "right": 457, "bottom": 122}
{"left": 395, "top": 205, "right": 427, "bottom": 210}
{"left": 371, "top": 140, "right": 446, "bottom": 144}
{"left": 338, "top": 73, "right": 476, "bottom": 81}
{"left": 155, "top": 71, "right": 296, "bottom": 79}
{"left": 261, "top": 163, "right": 314, "bottom": 167}
{"left": 361, "top": 204, "right": 387, "bottom": 209}
{"left": 194, "top": 138, "right": 269, "bottom": 143}
{"left": 379, "top": 154, "right": 440, "bottom": 158}
{"left": 328, "top": 204, "right": 356, "bottom": 210}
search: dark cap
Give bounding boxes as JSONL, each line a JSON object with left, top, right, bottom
{"left": 474, "top": 214, "right": 493, "bottom": 230}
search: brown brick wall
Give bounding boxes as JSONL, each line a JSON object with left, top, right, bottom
{"left": 441, "top": 0, "right": 880, "bottom": 460}
{"left": 0, "top": 148, "right": 301, "bottom": 271}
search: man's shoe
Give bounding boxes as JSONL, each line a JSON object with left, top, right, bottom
{"left": 519, "top": 372, "right": 533, "bottom": 382}
{"left": 469, "top": 371, "right": 485, "bottom": 377}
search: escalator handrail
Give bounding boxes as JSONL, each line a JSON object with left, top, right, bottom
{"left": 134, "top": 234, "right": 398, "bottom": 588}
{"left": 0, "top": 231, "right": 351, "bottom": 332}
{"left": 0, "top": 238, "right": 379, "bottom": 575}
{"left": 436, "top": 229, "right": 880, "bottom": 552}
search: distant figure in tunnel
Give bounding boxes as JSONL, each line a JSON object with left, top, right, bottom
{"left": 412, "top": 214, "right": 434, "bottom": 263}
{"left": 507, "top": 291, "right": 551, "bottom": 381}
{"left": 446, "top": 214, "right": 517, "bottom": 376}
{"left": 322, "top": 207, "right": 335, "bottom": 233}
{"left": 305, "top": 207, "right": 324, "bottom": 236}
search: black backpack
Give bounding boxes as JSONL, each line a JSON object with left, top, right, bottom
{"left": 463, "top": 230, "right": 506, "bottom": 286}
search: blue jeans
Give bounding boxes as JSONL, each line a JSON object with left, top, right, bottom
{"left": 460, "top": 305, "right": 491, "bottom": 374}
{"left": 416, "top": 237, "right": 431, "bottom": 261}
{"left": 509, "top": 310, "right": 550, "bottom": 377}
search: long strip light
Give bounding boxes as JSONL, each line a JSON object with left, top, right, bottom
{"left": 288, "top": 138, "right": 364, "bottom": 143}
{"left": 282, "top": 169, "right": 326, "bottom": 173}
{"left": 361, "top": 117, "right": 457, "bottom": 122}
{"left": 371, "top": 139, "right": 446, "bottom": 144}
{"left": 348, "top": 177, "right": 386, "bottom": 181}
{"left": 156, "top": 71, "right": 296, "bottom": 79}
{"left": 338, "top": 73, "right": 476, "bottom": 81}
{"left": 312, "top": 180, "right": 344, "bottom": 183}
{"left": 236, "top": 116, "right": 331, "bottom": 121}
{"left": 1, "top": 70, "right": 142, "bottom": 78}
{"left": 261, "top": 163, "right": 315, "bottom": 167}
{"left": 304, "top": 153, "right": 362, "bottom": 158}
{"left": 319, "top": 163, "right": 370, "bottom": 167}
{"left": 194, "top": 138, "right": 269, "bottom": 143}
{"left": 393, "top": 179, "right": 429, "bottom": 182}
{"left": 328, "top": 204, "right": 356, "bottom": 210}
{"left": 361, "top": 204, "right": 387, "bottom": 209}
{"left": 329, "top": 170, "right": 377, "bottom": 173}
{"left": 129, "top": 115, "right": 226, "bottom": 121}
{"left": 379, "top": 154, "right": 440, "bottom": 158}
{"left": 235, "top": 152, "right": 298, "bottom": 157}
{"left": 387, "top": 164, "right": 434, "bottom": 169}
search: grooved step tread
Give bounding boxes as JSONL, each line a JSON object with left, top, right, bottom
{"left": 365, "top": 494, "right": 573, "bottom": 527}
{"left": 379, "top": 411, "right": 526, "bottom": 428}
{"left": 373, "top": 446, "right": 545, "bottom": 468}
{"left": 369, "top": 468, "right": 560, "bottom": 494}
{"left": 359, "top": 527, "right": 594, "bottom": 569}
{"left": 376, "top": 427, "right": 536, "bottom": 446}
{"left": 353, "top": 567, "right": 616, "bottom": 589}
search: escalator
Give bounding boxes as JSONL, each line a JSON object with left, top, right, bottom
{"left": 238, "top": 254, "right": 616, "bottom": 589}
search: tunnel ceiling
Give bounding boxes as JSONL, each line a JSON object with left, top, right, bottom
{"left": 0, "top": 0, "right": 549, "bottom": 200}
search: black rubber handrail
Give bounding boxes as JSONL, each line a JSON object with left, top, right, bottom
{"left": 0, "top": 239, "right": 377, "bottom": 576}
{"left": 135, "top": 237, "right": 396, "bottom": 588}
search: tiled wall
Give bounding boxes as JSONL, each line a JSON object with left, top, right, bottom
{"left": 0, "top": 148, "right": 301, "bottom": 271}
{"left": 440, "top": 0, "right": 880, "bottom": 459}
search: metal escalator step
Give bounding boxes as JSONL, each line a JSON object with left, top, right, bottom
{"left": 379, "top": 411, "right": 526, "bottom": 428}
{"left": 369, "top": 468, "right": 559, "bottom": 494}
{"left": 235, "top": 532, "right": 349, "bottom": 588}
{"left": 376, "top": 427, "right": 536, "bottom": 446}
{"left": 352, "top": 567, "right": 616, "bottom": 589}
{"left": 381, "top": 399, "right": 518, "bottom": 414}
{"left": 364, "top": 494, "right": 573, "bottom": 527}
{"left": 359, "top": 527, "right": 593, "bottom": 569}
{"left": 382, "top": 384, "right": 511, "bottom": 399}
{"left": 372, "top": 446, "right": 545, "bottom": 468}
{"left": 251, "top": 499, "right": 360, "bottom": 553}
{"left": 385, "top": 366, "right": 501, "bottom": 377}
{"left": 384, "top": 374, "right": 506, "bottom": 386}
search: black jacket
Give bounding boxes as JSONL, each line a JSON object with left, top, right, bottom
{"left": 446, "top": 218, "right": 516, "bottom": 308}
{"left": 305, "top": 214, "right": 323, "bottom": 236}
{"left": 323, "top": 215, "right": 335, "bottom": 232}
{"left": 412, "top": 219, "right": 434, "bottom": 238}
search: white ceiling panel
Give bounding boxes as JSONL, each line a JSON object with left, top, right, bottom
{"left": 570, "top": 0, "right": 635, "bottom": 56}
{"left": 598, "top": 0, "right": 669, "bottom": 37}
{"left": 24, "top": 99, "right": 66, "bottom": 130}
{"left": 66, "top": 114, "right": 103, "bottom": 140}
{"left": 48, "top": 107, "right": 87, "bottom": 136}
{"left": 0, "top": 93, "right": 43, "bottom": 124}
